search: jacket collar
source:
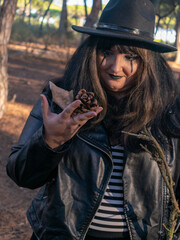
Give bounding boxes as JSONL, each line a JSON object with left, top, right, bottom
{"left": 77, "top": 123, "right": 111, "bottom": 158}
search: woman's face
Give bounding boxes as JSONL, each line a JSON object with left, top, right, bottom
{"left": 97, "top": 46, "right": 140, "bottom": 98}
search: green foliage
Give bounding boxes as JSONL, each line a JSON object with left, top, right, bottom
{"left": 17, "top": 0, "right": 61, "bottom": 20}
{"left": 10, "top": 17, "right": 35, "bottom": 42}
{"left": 68, "top": 4, "right": 91, "bottom": 17}
{"left": 17, "top": 0, "right": 55, "bottom": 11}
{"left": 159, "top": 0, "right": 175, "bottom": 15}
{"left": 49, "top": 9, "right": 60, "bottom": 18}
{"left": 10, "top": 15, "right": 81, "bottom": 47}
{"left": 158, "top": 0, "right": 179, "bottom": 29}
{"left": 50, "top": 2, "right": 61, "bottom": 11}
{"left": 17, "top": 0, "right": 25, "bottom": 8}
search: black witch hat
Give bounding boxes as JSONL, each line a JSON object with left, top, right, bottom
{"left": 72, "top": 0, "right": 177, "bottom": 53}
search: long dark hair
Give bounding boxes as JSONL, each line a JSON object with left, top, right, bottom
{"left": 57, "top": 36, "right": 178, "bottom": 142}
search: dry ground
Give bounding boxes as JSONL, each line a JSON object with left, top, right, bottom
{"left": 0, "top": 43, "right": 179, "bottom": 240}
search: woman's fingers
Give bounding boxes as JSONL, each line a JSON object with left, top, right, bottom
{"left": 70, "top": 106, "right": 103, "bottom": 125}
{"left": 75, "top": 111, "right": 97, "bottom": 122}
{"left": 40, "top": 94, "right": 51, "bottom": 121}
{"left": 95, "top": 106, "right": 103, "bottom": 115}
{"left": 60, "top": 100, "right": 82, "bottom": 120}
{"left": 77, "top": 106, "right": 103, "bottom": 121}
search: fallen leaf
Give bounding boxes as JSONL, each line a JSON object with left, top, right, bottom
{"left": 49, "top": 81, "right": 74, "bottom": 109}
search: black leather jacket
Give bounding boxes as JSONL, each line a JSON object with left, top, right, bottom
{"left": 7, "top": 92, "right": 180, "bottom": 240}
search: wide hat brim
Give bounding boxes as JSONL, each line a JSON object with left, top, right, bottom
{"left": 72, "top": 25, "right": 177, "bottom": 53}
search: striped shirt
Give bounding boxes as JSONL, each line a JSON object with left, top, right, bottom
{"left": 88, "top": 145, "right": 128, "bottom": 238}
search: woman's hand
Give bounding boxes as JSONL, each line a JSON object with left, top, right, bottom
{"left": 41, "top": 94, "right": 103, "bottom": 149}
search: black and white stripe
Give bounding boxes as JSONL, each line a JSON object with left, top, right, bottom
{"left": 89, "top": 145, "right": 128, "bottom": 233}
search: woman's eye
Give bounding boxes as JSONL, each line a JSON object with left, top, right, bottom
{"left": 125, "top": 55, "right": 139, "bottom": 61}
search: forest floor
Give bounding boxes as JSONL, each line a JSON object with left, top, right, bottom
{"left": 0, "top": 42, "right": 180, "bottom": 240}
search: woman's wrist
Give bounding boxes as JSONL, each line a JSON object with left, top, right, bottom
{"left": 44, "top": 135, "right": 65, "bottom": 149}
{"left": 42, "top": 126, "right": 65, "bottom": 149}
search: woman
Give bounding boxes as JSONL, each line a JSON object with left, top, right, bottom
{"left": 7, "top": 0, "right": 180, "bottom": 239}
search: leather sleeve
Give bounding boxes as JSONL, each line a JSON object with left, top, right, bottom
{"left": 163, "top": 94, "right": 180, "bottom": 137}
{"left": 6, "top": 98, "right": 70, "bottom": 189}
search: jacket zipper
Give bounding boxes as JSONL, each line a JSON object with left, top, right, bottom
{"left": 77, "top": 134, "right": 113, "bottom": 240}
{"left": 124, "top": 209, "right": 133, "bottom": 240}
{"left": 123, "top": 157, "right": 133, "bottom": 240}
{"left": 82, "top": 183, "right": 112, "bottom": 240}
{"left": 159, "top": 148, "right": 170, "bottom": 240}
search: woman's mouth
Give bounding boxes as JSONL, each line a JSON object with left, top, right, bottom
{"left": 109, "top": 74, "right": 124, "bottom": 80}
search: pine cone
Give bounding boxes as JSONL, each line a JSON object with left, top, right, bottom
{"left": 74, "top": 89, "right": 99, "bottom": 115}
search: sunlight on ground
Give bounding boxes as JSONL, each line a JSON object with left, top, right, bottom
{"left": 0, "top": 102, "right": 33, "bottom": 139}
{"left": 8, "top": 42, "right": 76, "bottom": 62}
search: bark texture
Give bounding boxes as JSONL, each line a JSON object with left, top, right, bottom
{"left": 84, "top": 0, "right": 102, "bottom": 28}
{"left": 59, "top": 0, "right": 68, "bottom": 45}
{"left": 175, "top": 7, "right": 180, "bottom": 63}
{"left": 0, "top": 0, "right": 17, "bottom": 118}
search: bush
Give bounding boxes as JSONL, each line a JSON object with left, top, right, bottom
{"left": 10, "top": 17, "right": 35, "bottom": 42}
{"left": 10, "top": 16, "right": 81, "bottom": 48}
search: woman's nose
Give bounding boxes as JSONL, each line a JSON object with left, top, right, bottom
{"left": 110, "top": 55, "right": 124, "bottom": 74}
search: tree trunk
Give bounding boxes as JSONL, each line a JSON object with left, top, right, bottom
{"left": 39, "top": 0, "right": 53, "bottom": 36}
{"left": 175, "top": 6, "right": 180, "bottom": 63}
{"left": 59, "top": 0, "right": 68, "bottom": 45}
{"left": 28, "top": 0, "right": 32, "bottom": 26}
{"left": 84, "top": 0, "right": 88, "bottom": 18}
{"left": 84, "top": 0, "right": 102, "bottom": 28}
{"left": 81, "top": 0, "right": 101, "bottom": 41}
{"left": 0, "top": 0, "right": 17, "bottom": 118}
{"left": 22, "top": 0, "right": 28, "bottom": 21}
